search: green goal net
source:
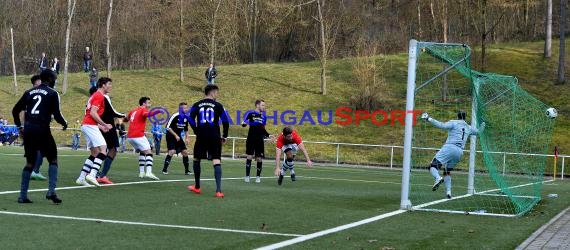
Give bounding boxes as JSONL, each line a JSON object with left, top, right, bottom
{"left": 400, "top": 40, "right": 556, "bottom": 217}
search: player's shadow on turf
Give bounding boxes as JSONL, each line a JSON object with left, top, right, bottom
{"left": 72, "top": 86, "right": 90, "bottom": 96}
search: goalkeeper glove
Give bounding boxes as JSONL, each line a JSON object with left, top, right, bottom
{"left": 421, "top": 112, "right": 430, "bottom": 121}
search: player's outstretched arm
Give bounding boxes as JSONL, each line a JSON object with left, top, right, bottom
{"left": 421, "top": 112, "right": 452, "bottom": 130}
{"left": 471, "top": 121, "right": 486, "bottom": 135}
{"left": 298, "top": 143, "right": 312, "bottom": 168}
{"left": 274, "top": 148, "right": 282, "bottom": 176}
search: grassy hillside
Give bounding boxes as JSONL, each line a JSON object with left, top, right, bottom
{"left": 0, "top": 40, "right": 568, "bottom": 150}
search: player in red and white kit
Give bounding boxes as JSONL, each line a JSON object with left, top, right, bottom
{"left": 76, "top": 77, "right": 114, "bottom": 187}
{"left": 274, "top": 127, "right": 312, "bottom": 185}
{"left": 126, "top": 97, "right": 160, "bottom": 180}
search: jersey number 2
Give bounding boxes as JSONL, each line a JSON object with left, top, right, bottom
{"left": 31, "top": 95, "right": 42, "bottom": 114}
{"left": 199, "top": 107, "right": 214, "bottom": 124}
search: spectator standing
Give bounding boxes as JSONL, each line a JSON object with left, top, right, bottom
{"left": 116, "top": 118, "right": 127, "bottom": 153}
{"left": 71, "top": 120, "right": 81, "bottom": 150}
{"left": 90, "top": 67, "right": 98, "bottom": 88}
{"left": 204, "top": 63, "right": 217, "bottom": 85}
{"left": 39, "top": 52, "right": 48, "bottom": 73}
{"left": 51, "top": 57, "right": 60, "bottom": 89}
{"left": 152, "top": 123, "right": 164, "bottom": 155}
{"left": 83, "top": 46, "right": 93, "bottom": 72}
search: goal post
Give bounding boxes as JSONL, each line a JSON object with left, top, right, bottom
{"left": 400, "top": 39, "right": 556, "bottom": 217}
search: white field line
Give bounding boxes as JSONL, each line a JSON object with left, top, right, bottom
{"left": 0, "top": 177, "right": 265, "bottom": 195}
{"left": 302, "top": 176, "right": 424, "bottom": 186}
{"left": 255, "top": 209, "right": 407, "bottom": 250}
{"left": 255, "top": 179, "right": 557, "bottom": 249}
{"left": 0, "top": 210, "right": 302, "bottom": 237}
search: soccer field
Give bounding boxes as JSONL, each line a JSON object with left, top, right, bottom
{"left": 1, "top": 146, "right": 569, "bottom": 249}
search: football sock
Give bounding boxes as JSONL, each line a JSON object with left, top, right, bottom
{"left": 80, "top": 155, "right": 95, "bottom": 180}
{"left": 182, "top": 156, "right": 189, "bottom": 173}
{"left": 193, "top": 161, "right": 201, "bottom": 188}
{"left": 214, "top": 164, "right": 222, "bottom": 192}
{"left": 163, "top": 155, "right": 172, "bottom": 172}
{"left": 138, "top": 153, "right": 145, "bottom": 173}
{"left": 444, "top": 175, "right": 452, "bottom": 193}
{"left": 256, "top": 161, "right": 262, "bottom": 176}
{"left": 90, "top": 153, "right": 105, "bottom": 177}
{"left": 145, "top": 154, "right": 154, "bottom": 173}
{"left": 100, "top": 156, "right": 114, "bottom": 177}
{"left": 429, "top": 167, "right": 441, "bottom": 180}
{"left": 245, "top": 159, "right": 252, "bottom": 177}
{"left": 19, "top": 167, "right": 33, "bottom": 200}
{"left": 48, "top": 164, "right": 58, "bottom": 196}
{"left": 33, "top": 151, "right": 43, "bottom": 173}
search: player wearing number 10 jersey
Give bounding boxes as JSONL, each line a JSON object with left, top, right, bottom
{"left": 187, "top": 85, "right": 229, "bottom": 198}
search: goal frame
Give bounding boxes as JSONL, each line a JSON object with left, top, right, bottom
{"left": 399, "top": 39, "right": 481, "bottom": 214}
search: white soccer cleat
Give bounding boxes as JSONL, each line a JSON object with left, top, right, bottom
{"left": 145, "top": 172, "right": 160, "bottom": 180}
{"left": 85, "top": 175, "right": 101, "bottom": 187}
{"left": 255, "top": 176, "right": 261, "bottom": 183}
{"left": 139, "top": 172, "right": 145, "bottom": 178}
{"left": 75, "top": 178, "right": 93, "bottom": 187}
{"left": 432, "top": 177, "right": 444, "bottom": 191}
{"left": 244, "top": 176, "right": 250, "bottom": 183}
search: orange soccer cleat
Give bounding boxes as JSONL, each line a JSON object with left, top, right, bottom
{"left": 215, "top": 192, "right": 224, "bottom": 198}
{"left": 188, "top": 185, "right": 201, "bottom": 194}
{"left": 96, "top": 176, "right": 114, "bottom": 185}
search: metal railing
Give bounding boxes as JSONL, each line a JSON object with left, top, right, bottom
{"left": 2, "top": 125, "right": 566, "bottom": 180}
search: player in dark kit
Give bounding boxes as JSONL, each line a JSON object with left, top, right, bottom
{"left": 162, "top": 102, "right": 191, "bottom": 175}
{"left": 12, "top": 69, "right": 68, "bottom": 204}
{"left": 187, "top": 85, "right": 229, "bottom": 198}
{"left": 241, "top": 99, "right": 273, "bottom": 183}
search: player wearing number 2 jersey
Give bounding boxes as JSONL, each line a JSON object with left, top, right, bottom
{"left": 12, "top": 69, "right": 67, "bottom": 204}
{"left": 187, "top": 85, "right": 229, "bottom": 198}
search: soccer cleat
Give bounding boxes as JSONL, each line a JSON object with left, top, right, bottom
{"left": 432, "top": 177, "right": 444, "bottom": 191}
{"left": 255, "top": 176, "right": 261, "bottom": 183}
{"left": 162, "top": 170, "right": 169, "bottom": 175}
{"left": 46, "top": 194, "right": 62, "bottom": 204}
{"left": 188, "top": 185, "right": 201, "bottom": 194}
{"left": 96, "top": 176, "right": 114, "bottom": 185}
{"left": 291, "top": 174, "right": 296, "bottom": 182}
{"left": 145, "top": 172, "right": 160, "bottom": 180}
{"left": 75, "top": 178, "right": 93, "bottom": 187}
{"left": 278, "top": 175, "right": 284, "bottom": 186}
{"left": 446, "top": 192, "right": 452, "bottom": 199}
{"left": 245, "top": 176, "right": 250, "bottom": 183}
{"left": 85, "top": 175, "right": 101, "bottom": 187}
{"left": 184, "top": 171, "right": 192, "bottom": 176}
{"left": 17, "top": 198, "right": 33, "bottom": 203}
{"left": 138, "top": 172, "right": 145, "bottom": 178}
{"left": 215, "top": 192, "right": 225, "bottom": 198}
{"left": 31, "top": 172, "right": 47, "bottom": 181}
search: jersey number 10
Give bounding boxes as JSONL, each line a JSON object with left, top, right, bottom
{"left": 199, "top": 107, "right": 214, "bottom": 124}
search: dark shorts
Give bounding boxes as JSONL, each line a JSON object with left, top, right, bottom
{"left": 166, "top": 134, "right": 187, "bottom": 153}
{"left": 193, "top": 136, "right": 222, "bottom": 160}
{"left": 102, "top": 128, "right": 119, "bottom": 149}
{"left": 245, "top": 138, "right": 264, "bottom": 158}
{"left": 24, "top": 130, "right": 57, "bottom": 164}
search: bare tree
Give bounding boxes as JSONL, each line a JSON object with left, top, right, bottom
{"left": 317, "top": 0, "right": 327, "bottom": 95}
{"left": 106, "top": 0, "right": 113, "bottom": 77}
{"left": 62, "top": 0, "right": 77, "bottom": 95}
{"left": 557, "top": 0, "right": 566, "bottom": 84}
{"left": 209, "top": 0, "right": 222, "bottom": 64}
{"left": 442, "top": 0, "right": 448, "bottom": 42}
{"left": 10, "top": 28, "right": 17, "bottom": 95}
{"left": 179, "top": 0, "right": 184, "bottom": 82}
{"left": 545, "top": 0, "right": 552, "bottom": 58}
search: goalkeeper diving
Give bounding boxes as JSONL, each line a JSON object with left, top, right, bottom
{"left": 421, "top": 110, "right": 485, "bottom": 199}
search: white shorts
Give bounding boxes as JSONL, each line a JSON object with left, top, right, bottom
{"left": 281, "top": 144, "right": 299, "bottom": 155}
{"left": 81, "top": 125, "right": 106, "bottom": 148}
{"left": 128, "top": 137, "right": 151, "bottom": 151}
